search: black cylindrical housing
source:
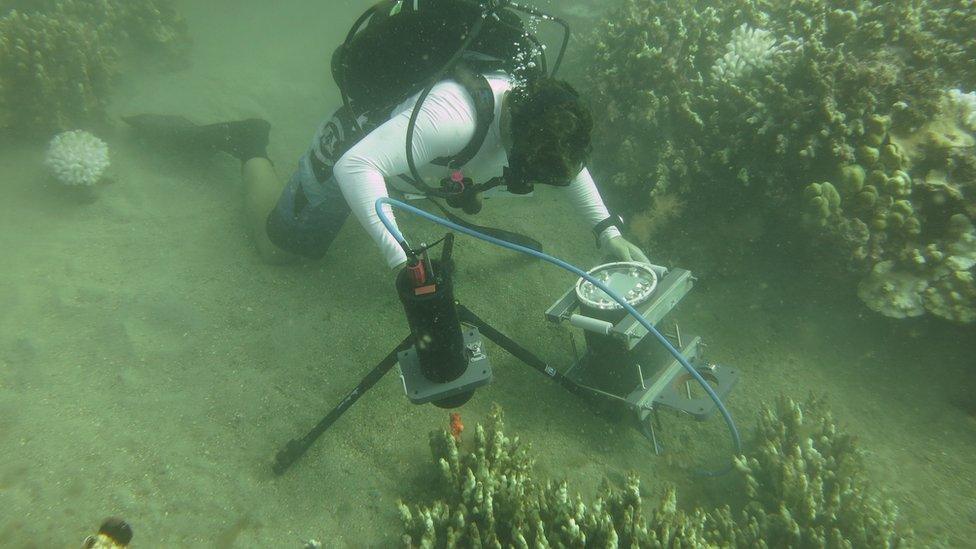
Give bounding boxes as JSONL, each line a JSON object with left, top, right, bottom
{"left": 580, "top": 304, "right": 630, "bottom": 359}
{"left": 579, "top": 303, "right": 637, "bottom": 394}
{"left": 397, "top": 260, "right": 466, "bottom": 382}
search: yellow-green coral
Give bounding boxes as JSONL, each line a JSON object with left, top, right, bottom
{"left": 804, "top": 106, "right": 974, "bottom": 321}
{"left": 0, "top": 9, "right": 117, "bottom": 131}
{"left": 803, "top": 181, "right": 842, "bottom": 227}
{"left": 730, "top": 396, "right": 909, "bottom": 548}
{"left": 921, "top": 214, "right": 976, "bottom": 322}
{"left": 397, "top": 405, "right": 718, "bottom": 547}
{"left": 398, "top": 401, "right": 910, "bottom": 547}
{"left": 864, "top": 114, "right": 891, "bottom": 147}
{"left": 52, "top": 0, "right": 190, "bottom": 63}
{"left": 839, "top": 164, "right": 866, "bottom": 194}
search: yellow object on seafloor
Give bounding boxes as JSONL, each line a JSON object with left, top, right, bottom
{"left": 82, "top": 533, "right": 127, "bottom": 549}
{"left": 81, "top": 517, "right": 132, "bottom": 549}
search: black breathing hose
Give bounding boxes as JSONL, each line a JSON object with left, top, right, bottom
{"left": 404, "top": 9, "right": 493, "bottom": 186}
{"left": 504, "top": 1, "right": 570, "bottom": 75}
{"left": 404, "top": 0, "right": 571, "bottom": 187}
{"left": 339, "top": 0, "right": 573, "bottom": 194}
{"left": 337, "top": 4, "right": 380, "bottom": 136}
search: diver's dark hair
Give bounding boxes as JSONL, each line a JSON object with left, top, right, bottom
{"left": 508, "top": 78, "right": 593, "bottom": 182}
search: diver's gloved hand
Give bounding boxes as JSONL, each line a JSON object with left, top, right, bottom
{"left": 605, "top": 236, "right": 668, "bottom": 278}
{"left": 604, "top": 235, "right": 650, "bottom": 264}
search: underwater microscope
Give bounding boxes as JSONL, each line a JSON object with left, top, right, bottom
{"left": 271, "top": 200, "right": 741, "bottom": 476}
{"left": 397, "top": 248, "right": 742, "bottom": 443}
{"left": 543, "top": 261, "right": 738, "bottom": 453}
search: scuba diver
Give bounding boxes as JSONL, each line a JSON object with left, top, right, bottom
{"left": 125, "top": 0, "right": 650, "bottom": 270}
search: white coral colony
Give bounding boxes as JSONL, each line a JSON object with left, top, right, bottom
{"left": 44, "top": 130, "right": 110, "bottom": 186}
{"left": 711, "top": 24, "right": 782, "bottom": 83}
{"left": 947, "top": 88, "right": 976, "bottom": 132}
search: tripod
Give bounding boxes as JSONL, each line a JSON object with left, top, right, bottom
{"left": 271, "top": 304, "right": 583, "bottom": 475}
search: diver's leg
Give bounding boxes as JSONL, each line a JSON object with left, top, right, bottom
{"left": 197, "top": 119, "right": 300, "bottom": 263}
{"left": 261, "top": 107, "right": 364, "bottom": 264}
{"left": 125, "top": 114, "right": 301, "bottom": 262}
{"left": 201, "top": 118, "right": 298, "bottom": 263}
{"left": 242, "top": 158, "right": 298, "bottom": 264}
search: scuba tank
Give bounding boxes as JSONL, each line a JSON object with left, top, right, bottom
{"left": 332, "top": 0, "right": 573, "bottom": 254}
{"left": 332, "top": 0, "right": 542, "bottom": 118}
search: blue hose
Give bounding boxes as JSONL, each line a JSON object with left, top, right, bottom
{"left": 375, "top": 197, "right": 741, "bottom": 475}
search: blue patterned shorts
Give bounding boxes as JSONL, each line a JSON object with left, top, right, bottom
{"left": 265, "top": 107, "right": 367, "bottom": 259}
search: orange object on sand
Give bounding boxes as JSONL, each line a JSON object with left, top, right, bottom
{"left": 449, "top": 412, "right": 464, "bottom": 442}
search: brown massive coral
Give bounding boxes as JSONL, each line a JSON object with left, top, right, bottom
{"left": 581, "top": 0, "right": 976, "bottom": 322}
{"left": 0, "top": 0, "right": 189, "bottom": 133}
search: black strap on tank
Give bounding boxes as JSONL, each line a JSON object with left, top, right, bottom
{"left": 430, "top": 63, "right": 496, "bottom": 168}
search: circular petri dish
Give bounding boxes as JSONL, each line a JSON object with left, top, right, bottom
{"left": 575, "top": 261, "right": 658, "bottom": 311}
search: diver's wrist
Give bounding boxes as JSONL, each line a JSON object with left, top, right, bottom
{"left": 597, "top": 227, "right": 622, "bottom": 248}
{"left": 593, "top": 214, "right": 624, "bottom": 248}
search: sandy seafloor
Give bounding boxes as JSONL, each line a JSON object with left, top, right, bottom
{"left": 0, "top": 0, "right": 974, "bottom": 547}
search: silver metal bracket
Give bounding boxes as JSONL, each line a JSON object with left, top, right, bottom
{"left": 397, "top": 326, "right": 493, "bottom": 404}
{"left": 546, "top": 267, "right": 695, "bottom": 351}
{"left": 627, "top": 337, "right": 738, "bottom": 421}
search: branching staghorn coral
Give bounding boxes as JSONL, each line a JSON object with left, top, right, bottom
{"left": 731, "top": 396, "right": 908, "bottom": 548}
{"left": 397, "top": 400, "right": 909, "bottom": 548}
{"left": 397, "top": 404, "right": 718, "bottom": 548}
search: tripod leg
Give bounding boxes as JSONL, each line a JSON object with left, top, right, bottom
{"left": 456, "top": 305, "right": 588, "bottom": 398}
{"left": 638, "top": 409, "right": 663, "bottom": 455}
{"left": 272, "top": 335, "right": 412, "bottom": 475}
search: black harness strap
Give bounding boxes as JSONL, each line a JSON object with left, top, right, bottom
{"left": 430, "top": 63, "right": 496, "bottom": 168}
{"left": 317, "top": 64, "right": 494, "bottom": 184}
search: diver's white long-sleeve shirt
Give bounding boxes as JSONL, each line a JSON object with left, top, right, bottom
{"left": 332, "top": 72, "right": 620, "bottom": 269}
